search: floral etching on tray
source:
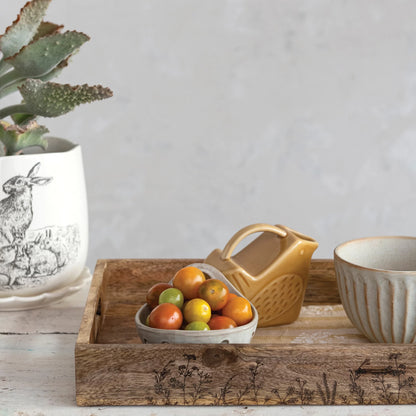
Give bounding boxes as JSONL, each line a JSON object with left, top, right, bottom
{"left": 316, "top": 372, "right": 337, "bottom": 405}
{"left": 271, "top": 372, "right": 336, "bottom": 405}
{"left": 236, "top": 361, "right": 264, "bottom": 404}
{"left": 346, "top": 353, "right": 416, "bottom": 405}
{"left": 346, "top": 358, "right": 370, "bottom": 405}
{"left": 170, "top": 354, "right": 213, "bottom": 405}
{"left": 146, "top": 351, "right": 416, "bottom": 405}
{"left": 212, "top": 374, "right": 236, "bottom": 405}
{"left": 149, "top": 359, "right": 174, "bottom": 405}
{"left": 0, "top": 162, "right": 80, "bottom": 290}
{"left": 272, "top": 377, "right": 315, "bottom": 405}
{"left": 149, "top": 354, "right": 212, "bottom": 405}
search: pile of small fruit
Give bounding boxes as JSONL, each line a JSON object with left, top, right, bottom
{"left": 144, "top": 266, "right": 253, "bottom": 330}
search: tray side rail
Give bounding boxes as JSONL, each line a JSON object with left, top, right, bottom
{"left": 76, "top": 342, "right": 416, "bottom": 406}
{"left": 76, "top": 259, "right": 107, "bottom": 345}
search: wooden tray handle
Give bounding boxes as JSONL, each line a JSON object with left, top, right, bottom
{"left": 221, "top": 223, "right": 288, "bottom": 260}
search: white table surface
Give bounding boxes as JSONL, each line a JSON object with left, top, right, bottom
{"left": 1, "top": 278, "right": 416, "bottom": 416}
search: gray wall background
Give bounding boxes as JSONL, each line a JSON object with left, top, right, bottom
{"left": 1, "top": 1, "right": 416, "bottom": 270}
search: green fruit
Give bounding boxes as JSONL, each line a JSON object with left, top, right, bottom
{"left": 185, "top": 321, "right": 210, "bottom": 331}
{"left": 159, "top": 287, "right": 184, "bottom": 309}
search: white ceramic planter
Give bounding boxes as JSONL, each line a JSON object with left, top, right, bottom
{"left": 0, "top": 137, "right": 88, "bottom": 299}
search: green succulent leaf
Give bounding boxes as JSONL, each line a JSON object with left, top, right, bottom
{"left": 11, "top": 113, "right": 37, "bottom": 125}
{"left": 0, "top": 54, "right": 71, "bottom": 99}
{"left": 0, "top": 121, "right": 48, "bottom": 155}
{"left": 32, "top": 55, "right": 70, "bottom": 85}
{"left": 0, "top": 0, "right": 51, "bottom": 58}
{"left": 18, "top": 79, "right": 113, "bottom": 117}
{"left": 0, "top": 67, "right": 63, "bottom": 100}
{"left": 33, "top": 21, "right": 63, "bottom": 41}
{"left": 0, "top": 79, "right": 24, "bottom": 99}
{"left": 5, "top": 31, "right": 89, "bottom": 78}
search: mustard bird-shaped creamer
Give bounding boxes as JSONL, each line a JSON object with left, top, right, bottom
{"left": 205, "top": 224, "right": 318, "bottom": 327}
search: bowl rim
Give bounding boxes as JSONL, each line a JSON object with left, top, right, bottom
{"left": 334, "top": 235, "right": 416, "bottom": 274}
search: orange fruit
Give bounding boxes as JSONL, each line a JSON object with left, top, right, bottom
{"left": 172, "top": 266, "right": 206, "bottom": 299}
{"left": 148, "top": 303, "right": 183, "bottom": 329}
{"left": 208, "top": 315, "right": 237, "bottom": 330}
{"left": 222, "top": 296, "right": 252, "bottom": 326}
{"left": 146, "top": 282, "right": 172, "bottom": 309}
{"left": 183, "top": 298, "right": 211, "bottom": 323}
{"left": 198, "top": 278, "right": 229, "bottom": 311}
{"left": 227, "top": 293, "right": 238, "bottom": 302}
{"left": 217, "top": 293, "right": 238, "bottom": 313}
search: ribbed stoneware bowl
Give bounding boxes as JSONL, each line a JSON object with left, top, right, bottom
{"left": 135, "top": 263, "right": 258, "bottom": 344}
{"left": 334, "top": 236, "right": 416, "bottom": 343}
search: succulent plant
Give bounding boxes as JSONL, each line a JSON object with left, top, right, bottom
{"left": 0, "top": 0, "right": 113, "bottom": 156}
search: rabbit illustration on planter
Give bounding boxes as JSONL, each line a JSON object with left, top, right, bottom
{"left": 25, "top": 234, "right": 58, "bottom": 277}
{"left": 0, "top": 162, "right": 81, "bottom": 289}
{"left": 0, "top": 163, "right": 51, "bottom": 246}
{"left": 39, "top": 228, "right": 69, "bottom": 268}
{"left": 0, "top": 227, "right": 22, "bottom": 263}
{"left": 0, "top": 227, "right": 28, "bottom": 285}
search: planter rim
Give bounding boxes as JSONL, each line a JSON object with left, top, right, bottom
{"left": 1, "top": 137, "right": 80, "bottom": 160}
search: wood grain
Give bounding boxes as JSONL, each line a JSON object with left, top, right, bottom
{"left": 75, "top": 259, "right": 416, "bottom": 406}
{"left": 88, "top": 259, "right": 340, "bottom": 344}
{"left": 305, "top": 259, "right": 340, "bottom": 304}
{"left": 76, "top": 259, "right": 106, "bottom": 344}
{"left": 76, "top": 343, "right": 416, "bottom": 406}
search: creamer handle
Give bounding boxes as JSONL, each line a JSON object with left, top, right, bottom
{"left": 221, "top": 223, "right": 288, "bottom": 260}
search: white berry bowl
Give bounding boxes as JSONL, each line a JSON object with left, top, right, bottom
{"left": 135, "top": 263, "right": 258, "bottom": 344}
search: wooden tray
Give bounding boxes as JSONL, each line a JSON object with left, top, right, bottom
{"left": 75, "top": 259, "right": 416, "bottom": 406}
